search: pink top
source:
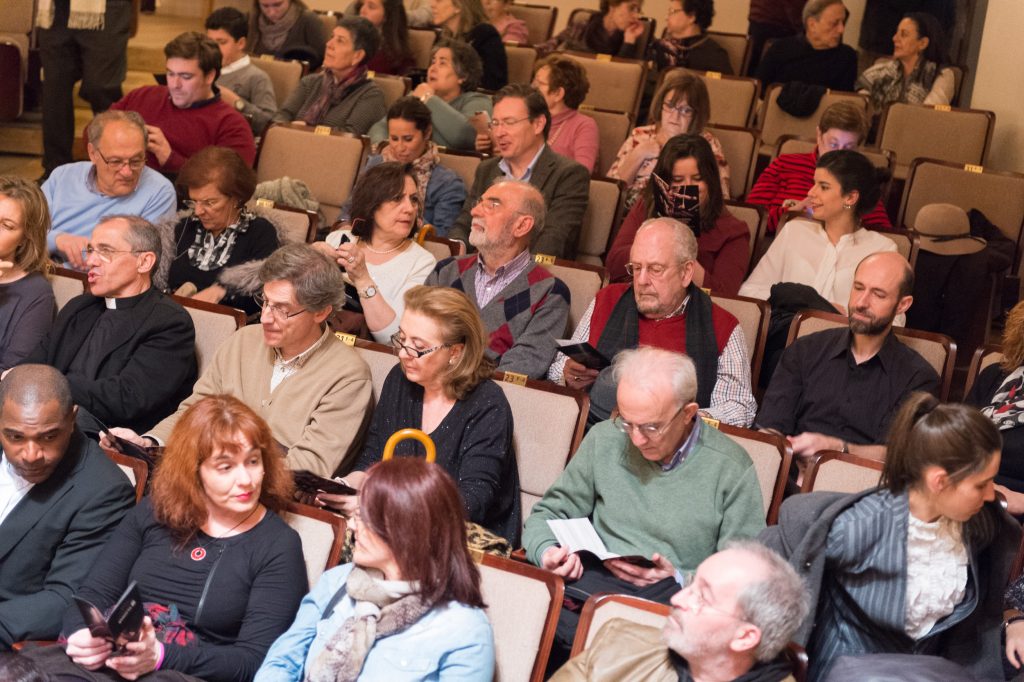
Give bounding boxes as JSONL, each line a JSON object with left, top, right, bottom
{"left": 548, "top": 108, "right": 600, "bottom": 173}
{"left": 490, "top": 15, "right": 530, "bottom": 45}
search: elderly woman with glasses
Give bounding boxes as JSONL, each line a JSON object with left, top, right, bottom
{"left": 312, "top": 285, "right": 521, "bottom": 544}
{"left": 160, "top": 146, "right": 279, "bottom": 316}
{"left": 608, "top": 70, "right": 729, "bottom": 211}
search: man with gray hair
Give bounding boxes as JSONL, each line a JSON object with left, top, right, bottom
{"left": 755, "top": 0, "right": 857, "bottom": 92}
{"left": 42, "top": 110, "right": 177, "bottom": 269}
{"left": 551, "top": 541, "right": 811, "bottom": 681}
{"left": 108, "top": 243, "right": 373, "bottom": 477}
{"left": 15, "top": 215, "right": 197, "bottom": 434}
{"left": 0, "top": 365, "right": 135, "bottom": 649}
{"left": 525, "top": 346, "right": 766, "bottom": 670}
{"left": 550, "top": 217, "right": 756, "bottom": 427}
{"left": 427, "top": 179, "right": 570, "bottom": 379}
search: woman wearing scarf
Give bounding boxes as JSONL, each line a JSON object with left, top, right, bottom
{"left": 273, "top": 16, "right": 386, "bottom": 134}
{"left": 348, "top": 96, "right": 467, "bottom": 235}
{"left": 856, "top": 12, "right": 954, "bottom": 112}
{"left": 248, "top": 0, "right": 328, "bottom": 71}
{"left": 254, "top": 457, "right": 495, "bottom": 682}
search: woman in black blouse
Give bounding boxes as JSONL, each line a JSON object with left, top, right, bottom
{"left": 34, "top": 395, "right": 306, "bottom": 681}
{"left": 320, "top": 285, "right": 521, "bottom": 543}
{"left": 165, "top": 146, "right": 279, "bottom": 316}
{"left": 431, "top": 0, "right": 508, "bottom": 90}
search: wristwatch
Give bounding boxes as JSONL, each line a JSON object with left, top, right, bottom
{"left": 841, "top": 441, "right": 850, "bottom": 454}
{"left": 359, "top": 285, "right": 378, "bottom": 299}
{"left": 234, "top": 99, "right": 246, "bottom": 112}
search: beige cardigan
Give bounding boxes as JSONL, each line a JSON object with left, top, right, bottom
{"left": 148, "top": 325, "right": 372, "bottom": 477}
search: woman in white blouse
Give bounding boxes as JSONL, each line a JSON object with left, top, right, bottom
{"left": 761, "top": 392, "right": 1019, "bottom": 681}
{"left": 315, "top": 162, "right": 435, "bottom": 343}
{"left": 739, "top": 149, "right": 895, "bottom": 312}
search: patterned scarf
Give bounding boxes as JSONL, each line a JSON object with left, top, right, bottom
{"left": 379, "top": 140, "right": 439, "bottom": 215}
{"left": 980, "top": 366, "right": 1024, "bottom": 430}
{"left": 305, "top": 567, "right": 430, "bottom": 682}
{"left": 298, "top": 65, "right": 369, "bottom": 126}
{"left": 258, "top": 1, "right": 301, "bottom": 53}
{"left": 36, "top": 0, "right": 105, "bottom": 29}
{"left": 185, "top": 209, "right": 254, "bottom": 272}
{"left": 862, "top": 58, "right": 938, "bottom": 111}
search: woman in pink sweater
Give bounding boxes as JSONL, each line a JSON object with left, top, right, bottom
{"left": 531, "top": 55, "right": 600, "bottom": 173}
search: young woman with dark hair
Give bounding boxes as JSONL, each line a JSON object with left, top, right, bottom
{"left": 356, "top": 0, "right": 414, "bottom": 74}
{"left": 255, "top": 457, "right": 495, "bottom": 681}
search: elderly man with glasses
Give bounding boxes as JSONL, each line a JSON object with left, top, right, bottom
{"left": 524, "top": 346, "right": 766, "bottom": 673}
{"left": 427, "top": 178, "right": 569, "bottom": 379}
{"left": 42, "top": 110, "right": 177, "bottom": 270}
{"left": 549, "top": 217, "right": 757, "bottom": 427}
{"left": 447, "top": 83, "right": 590, "bottom": 259}
{"left": 106, "top": 243, "right": 373, "bottom": 478}
{"left": 10, "top": 216, "right": 197, "bottom": 436}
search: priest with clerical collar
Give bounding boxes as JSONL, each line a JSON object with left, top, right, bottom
{"left": 7, "top": 215, "right": 197, "bottom": 434}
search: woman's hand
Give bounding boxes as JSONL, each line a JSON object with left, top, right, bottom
{"left": 99, "top": 427, "right": 148, "bottom": 450}
{"left": 618, "top": 138, "right": 661, "bottom": 184}
{"left": 336, "top": 241, "right": 370, "bottom": 286}
{"left": 315, "top": 471, "right": 368, "bottom": 516}
{"left": 474, "top": 132, "right": 494, "bottom": 154}
{"left": 66, "top": 627, "right": 113, "bottom": 670}
{"left": 412, "top": 83, "right": 435, "bottom": 101}
{"left": 997, "top": 485, "right": 1024, "bottom": 515}
{"left": 1008, "top": 618, "right": 1024, "bottom": 668}
{"left": 105, "top": 617, "right": 162, "bottom": 681}
{"left": 623, "top": 19, "right": 645, "bottom": 44}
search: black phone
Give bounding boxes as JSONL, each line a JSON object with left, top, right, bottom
{"left": 557, "top": 342, "right": 611, "bottom": 370}
{"left": 293, "top": 470, "right": 358, "bottom": 496}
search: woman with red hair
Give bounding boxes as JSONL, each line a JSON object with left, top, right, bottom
{"left": 45, "top": 396, "right": 306, "bottom": 681}
{"left": 255, "top": 457, "right": 495, "bottom": 681}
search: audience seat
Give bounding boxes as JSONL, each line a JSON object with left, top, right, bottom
{"left": 476, "top": 552, "right": 563, "bottom": 682}
{"left": 0, "top": 0, "right": 33, "bottom": 120}
{"left": 251, "top": 56, "right": 308, "bottom": 108}
{"left": 965, "top": 343, "right": 1004, "bottom": 397}
{"left": 505, "top": 43, "right": 538, "bottom": 85}
{"left": 255, "top": 123, "right": 368, "bottom": 224}
{"left": 409, "top": 28, "right": 439, "bottom": 70}
{"left": 51, "top": 267, "right": 88, "bottom": 312}
{"left": 579, "top": 106, "right": 632, "bottom": 177}
{"left": 565, "top": 10, "right": 656, "bottom": 60}
{"left": 508, "top": 3, "right": 558, "bottom": 44}
{"left": 659, "top": 68, "right": 760, "bottom": 129}
{"left": 103, "top": 449, "right": 149, "bottom": 503}
{"left": 801, "top": 449, "right": 883, "bottom": 494}
{"left": 281, "top": 501, "right": 348, "bottom": 588}
{"left": 249, "top": 199, "right": 319, "bottom": 244}
{"left": 571, "top": 594, "right": 668, "bottom": 656}
{"left": 724, "top": 200, "right": 766, "bottom": 268}
{"left": 705, "top": 31, "right": 752, "bottom": 77}
{"left": 313, "top": 9, "right": 338, "bottom": 39}
{"left": 419, "top": 233, "right": 466, "bottom": 260}
{"left": 879, "top": 230, "right": 917, "bottom": 264}
{"left": 877, "top": 102, "right": 995, "bottom": 180}
{"left": 369, "top": 72, "right": 410, "bottom": 109}
{"left": 709, "top": 292, "right": 769, "bottom": 391}
{"left": 786, "top": 309, "right": 957, "bottom": 401}
{"left": 533, "top": 256, "right": 605, "bottom": 334}
{"left": 348, "top": 338, "right": 399, "bottom": 402}
{"left": 562, "top": 50, "right": 648, "bottom": 119}
{"left": 757, "top": 86, "right": 868, "bottom": 156}
{"left": 170, "top": 296, "right": 248, "bottom": 376}
{"left": 578, "top": 177, "right": 625, "bottom": 266}
{"left": 716, "top": 423, "right": 791, "bottom": 525}
{"left": 706, "top": 124, "right": 759, "bottom": 198}
{"left": 438, "top": 147, "right": 487, "bottom": 190}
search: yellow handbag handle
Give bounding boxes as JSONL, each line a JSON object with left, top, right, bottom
{"left": 416, "top": 224, "right": 436, "bottom": 244}
{"left": 382, "top": 428, "right": 436, "bottom": 462}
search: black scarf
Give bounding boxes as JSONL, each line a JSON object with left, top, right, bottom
{"left": 588, "top": 283, "right": 718, "bottom": 424}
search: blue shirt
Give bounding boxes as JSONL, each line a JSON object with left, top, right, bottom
{"left": 255, "top": 563, "right": 495, "bottom": 682}
{"left": 42, "top": 162, "right": 177, "bottom": 255}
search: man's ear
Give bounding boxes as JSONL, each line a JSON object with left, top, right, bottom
{"left": 729, "top": 623, "right": 762, "bottom": 657}
{"left": 679, "top": 259, "right": 696, "bottom": 288}
{"left": 895, "top": 294, "right": 913, "bottom": 316}
{"left": 237, "top": 36, "right": 248, "bottom": 52}
{"left": 682, "top": 401, "right": 700, "bottom": 423}
{"left": 311, "top": 305, "right": 334, "bottom": 325}
{"left": 511, "top": 213, "right": 534, "bottom": 239}
{"left": 137, "top": 251, "right": 157, "bottom": 275}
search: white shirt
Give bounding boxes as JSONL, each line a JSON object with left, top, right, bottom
{"left": 0, "top": 454, "right": 34, "bottom": 526}
{"left": 221, "top": 54, "right": 252, "bottom": 76}
{"left": 904, "top": 513, "right": 968, "bottom": 639}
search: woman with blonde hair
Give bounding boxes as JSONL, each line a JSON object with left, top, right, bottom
{"left": 317, "top": 285, "right": 521, "bottom": 543}
{"left": 0, "top": 176, "right": 55, "bottom": 372}
{"left": 431, "top": 0, "right": 508, "bottom": 90}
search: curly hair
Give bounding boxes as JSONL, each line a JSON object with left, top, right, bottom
{"left": 1001, "top": 300, "right": 1024, "bottom": 371}
{"left": 533, "top": 55, "right": 590, "bottom": 110}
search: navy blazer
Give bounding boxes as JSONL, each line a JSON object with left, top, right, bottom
{"left": 0, "top": 430, "right": 135, "bottom": 647}
{"left": 23, "top": 287, "right": 197, "bottom": 433}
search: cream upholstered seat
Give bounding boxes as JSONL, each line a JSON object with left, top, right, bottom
{"left": 710, "top": 292, "right": 768, "bottom": 389}
{"left": 707, "top": 124, "right": 759, "bottom": 198}
{"left": 562, "top": 50, "right": 647, "bottom": 118}
{"left": 408, "top": 28, "right": 438, "bottom": 70}
{"left": 717, "top": 423, "right": 790, "bottom": 524}
{"left": 0, "top": 0, "right": 33, "bottom": 120}
{"left": 506, "top": 44, "right": 538, "bottom": 85}
{"left": 247, "top": 200, "right": 318, "bottom": 244}
{"left": 659, "top": 68, "right": 759, "bottom": 128}
{"left": 51, "top": 267, "right": 87, "bottom": 312}
{"left": 508, "top": 3, "right": 558, "bottom": 44}
{"left": 477, "top": 553, "right": 563, "bottom": 682}
{"left": 877, "top": 102, "right": 995, "bottom": 180}
{"left": 802, "top": 450, "right": 884, "bottom": 494}
{"left": 171, "top": 297, "right": 247, "bottom": 376}
{"left": 724, "top": 200, "right": 765, "bottom": 266}
{"left": 579, "top": 106, "right": 632, "bottom": 177}
{"left": 351, "top": 340, "right": 400, "bottom": 403}
{"left": 572, "top": 594, "right": 669, "bottom": 655}
{"left": 369, "top": 72, "right": 410, "bottom": 109}
{"left": 281, "top": 501, "right": 348, "bottom": 588}
{"left": 705, "top": 31, "right": 752, "bottom": 76}
{"left": 539, "top": 258, "right": 605, "bottom": 334}
{"left": 577, "top": 177, "right": 624, "bottom": 266}
{"left": 438, "top": 148, "right": 487, "bottom": 190}
{"left": 250, "top": 56, "right": 306, "bottom": 107}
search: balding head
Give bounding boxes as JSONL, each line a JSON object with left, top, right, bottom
{"left": 858, "top": 251, "right": 914, "bottom": 298}
{"left": 847, "top": 251, "right": 914, "bottom": 336}
{"left": 0, "top": 366, "right": 77, "bottom": 484}
{"left": 0, "top": 365, "right": 73, "bottom": 419}
{"left": 468, "top": 179, "right": 546, "bottom": 267}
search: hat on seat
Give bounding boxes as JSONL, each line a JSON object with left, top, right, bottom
{"left": 913, "top": 203, "right": 987, "bottom": 256}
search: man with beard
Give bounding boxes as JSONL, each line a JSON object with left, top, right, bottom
{"left": 549, "top": 541, "right": 810, "bottom": 682}
{"left": 756, "top": 251, "right": 938, "bottom": 462}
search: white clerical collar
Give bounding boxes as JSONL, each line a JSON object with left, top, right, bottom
{"left": 221, "top": 54, "right": 251, "bottom": 76}
{"left": 104, "top": 297, "right": 118, "bottom": 309}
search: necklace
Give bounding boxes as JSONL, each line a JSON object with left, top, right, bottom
{"left": 362, "top": 237, "right": 409, "bottom": 255}
{"left": 190, "top": 505, "right": 262, "bottom": 561}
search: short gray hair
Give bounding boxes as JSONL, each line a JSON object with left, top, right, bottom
{"left": 802, "top": 0, "right": 844, "bottom": 24}
{"left": 259, "top": 243, "right": 345, "bottom": 312}
{"left": 636, "top": 217, "right": 697, "bottom": 265}
{"left": 100, "top": 214, "right": 161, "bottom": 263}
{"left": 726, "top": 540, "right": 811, "bottom": 662}
{"left": 0, "top": 365, "right": 73, "bottom": 418}
{"left": 495, "top": 179, "right": 546, "bottom": 232}
{"left": 87, "top": 110, "right": 149, "bottom": 148}
{"left": 611, "top": 347, "right": 697, "bottom": 407}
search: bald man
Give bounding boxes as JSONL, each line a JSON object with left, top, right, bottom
{"left": 427, "top": 179, "right": 569, "bottom": 379}
{"left": 756, "top": 251, "right": 939, "bottom": 462}
{"left": 0, "top": 365, "right": 134, "bottom": 649}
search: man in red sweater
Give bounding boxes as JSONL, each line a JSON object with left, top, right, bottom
{"left": 109, "top": 32, "right": 255, "bottom": 173}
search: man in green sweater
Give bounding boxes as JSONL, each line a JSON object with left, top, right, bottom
{"left": 523, "top": 346, "right": 766, "bottom": 670}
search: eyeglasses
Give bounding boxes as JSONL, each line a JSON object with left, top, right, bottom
{"left": 662, "top": 101, "right": 695, "bottom": 118}
{"left": 677, "top": 572, "right": 743, "bottom": 619}
{"left": 473, "top": 196, "right": 523, "bottom": 215}
{"left": 614, "top": 404, "right": 685, "bottom": 439}
{"left": 488, "top": 116, "right": 532, "bottom": 130}
{"left": 82, "top": 245, "right": 142, "bottom": 264}
{"left": 94, "top": 147, "right": 146, "bottom": 172}
{"left": 184, "top": 197, "right": 228, "bottom": 211}
{"left": 390, "top": 332, "right": 450, "bottom": 359}
{"left": 624, "top": 262, "right": 680, "bottom": 279}
{"left": 254, "top": 292, "right": 308, "bottom": 321}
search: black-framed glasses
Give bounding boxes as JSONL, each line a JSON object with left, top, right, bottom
{"left": 94, "top": 147, "right": 146, "bottom": 171}
{"left": 613, "top": 404, "right": 685, "bottom": 439}
{"left": 390, "top": 332, "right": 450, "bottom": 359}
{"left": 254, "top": 292, "right": 307, "bottom": 321}
{"left": 82, "top": 245, "right": 141, "bottom": 264}
{"left": 662, "top": 101, "right": 695, "bottom": 118}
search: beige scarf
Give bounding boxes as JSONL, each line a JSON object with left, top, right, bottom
{"left": 37, "top": 0, "right": 106, "bottom": 29}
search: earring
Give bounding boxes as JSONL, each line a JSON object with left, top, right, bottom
{"left": 842, "top": 203, "right": 852, "bottom": 210}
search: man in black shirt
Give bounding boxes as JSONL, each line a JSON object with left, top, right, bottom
{"left": 755, "top": 0, "right": 858, "bottom": 92}
{"left": 756, "top": 251, "right": 938, "bottom": 462}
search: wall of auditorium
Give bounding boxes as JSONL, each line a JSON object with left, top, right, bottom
{"left": 970, "top": 0, "right": 1024, "bottom": 173}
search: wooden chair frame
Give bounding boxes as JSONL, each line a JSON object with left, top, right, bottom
{"left": 252, "top": 198, "right": 319, "bottom": 243}
{"left": 800, "top": 449, "right": 884, "bottom": 493}
{"left": 285, "top": 500, "right": 348, "bottom": 575}
{"left": 103, "top": 449, "right": 149, "bottom": 503}
{"left": 508, "top": 2, "right": 558, "bottom": 44}
{"left": 571, "top": 593, "right": 669, "bottom": 657}
{"left": 785, "top": 309, "right": 957, "bottom": 401}
{"left": 709, "top": 291, "right": 769, "bottom": 391}
{"left": 170, "top": 295, "right": 248, "bottom": 329}
{"left": 420, "top": 234, "right": 465, "bottom": 258}
{"left": 717, "top": 423, "right": 792, "bottom": 525}
{"left": 964, "top": 343, "right": 1004, "bottom": 398}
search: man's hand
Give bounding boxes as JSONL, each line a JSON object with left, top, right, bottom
{"left": 562, "top": 357, "right": 598, "bottom": 391}
{"left": 192, "top": 284, "right": 226, "bottom": 304}
{"left": 474, "top": 132, "right": 493, "bottom": 154}
{"left": 66, "top": 627, "right": 113, "bottom": 670}
{"left": 55, "top": 233, "right": 91, "bottom": 269}
{"left": 145, "top": 125, "right": 172, "bottom": 166}
{"left": 788, "top": 432, "right": 843, "bottom": 460}
{"left": 541, "top": 545, "right": 583, "bottom": 581}
{"left": 219, "top": 86, "right": 240, "bottom": 106}
{"left": 997, "top": 485, "right": 1024, "bottom": 515}
{"left": 603, "top": 553, "right": 675, "bottom": 587}
{"left": 1007, "top": 619, "right": 1024, "bottom": 668}
{"left": 105, "top": 617, "right": 161, "bottom": 681}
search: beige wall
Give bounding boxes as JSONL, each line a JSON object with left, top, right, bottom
{"left": 970, "top": 0, "right": 1024, "bottom": 173}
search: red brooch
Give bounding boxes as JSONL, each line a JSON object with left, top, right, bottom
{"left": 190, "top": 547, "right": 206, "bottom": 561}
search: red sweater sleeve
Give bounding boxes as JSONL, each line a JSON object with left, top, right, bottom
{"left": 606, "top": 200, "right": 646, "bottom": 282}
{"left": 699, "top": 213, "right": 750, "bottom": 296}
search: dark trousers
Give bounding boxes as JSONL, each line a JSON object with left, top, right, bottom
{"left": 547, "top": 554, "right": 679, "bottom": 675}
{"left": 37, "top": 0, "right": 131, "bottom": 173}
